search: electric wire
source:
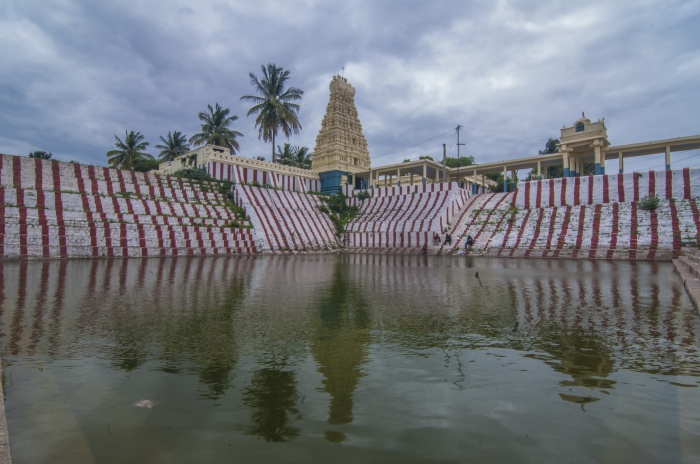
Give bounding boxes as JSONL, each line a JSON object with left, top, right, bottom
{"left": 627, "top": 151, "right": 700, "bottom": 171}
{"left": 373, "top": 129, "right": 454, "bottom": 159}
{"left": 373, "top": 125, "right": 699, "bottom": 169}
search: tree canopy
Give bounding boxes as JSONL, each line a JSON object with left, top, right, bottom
{"left": 28, "top": 150, "right": 52, "bottom": 160}
{"left": 539, "top": 137, "right": 560, "bottom": 156}
{"left": 535, "top": 137, "right": 563, "bottom": 178}
{"left": 155, "top": 131, "right": 190, "bottom": 162}
{"left": 189, "top": 103, "right": 243, "bottom": 153}
{"left": 400, "top": 154, "right": 475, "bottom": 167}
{"left": 241, "top": 63, "right": 304, "bottom": 162}
{"left": 487, "top": 172, "right": 519, "bottom": 192}
{"left": 106, "top": 131, "right": 152, "bottom": 170}
{"left": 445, "top": 156, "right": 475, "bottom": 168}
{"left": 131, "top": 157, "right": 160, "bottom": 172}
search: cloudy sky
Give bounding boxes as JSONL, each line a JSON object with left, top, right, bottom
{"left": 1, "top": 0, "right": 699, "bottom": 173}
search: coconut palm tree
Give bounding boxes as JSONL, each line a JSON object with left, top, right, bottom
{"left": 189, "top": 103, "right": 243, "bottom": 153}
{"left": 155, "top": 131, "right": 190, "bottom": 162}
{"left": 276, "top": 144, "right": 312, "bottom": 169}
{"left": 240, "top": 63, "right": 304, "bottom": 163}
{"left": 106, "top": 130, "right": 152, "bottom": 170}
{"left": 293, "top": 146, "right": 312, "bottom": 169}
{"left": 275, "top": 143, "right": 297, "bottom": 166}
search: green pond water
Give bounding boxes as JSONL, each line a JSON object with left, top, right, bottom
{"left": 1, "top": 255, "right": 699, "bottom": 463}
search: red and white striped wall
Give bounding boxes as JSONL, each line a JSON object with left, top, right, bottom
{"left": 0, "top": 154, "right": 256, "bottom": 259}
{"left": 205, "top": 162, "right": 320, "bottom": 193}
{"left": 516, "top": 168, "right": 700, "bottom": 209}
{"left": 232, "top": 184, "right": 336, "bottom": 252}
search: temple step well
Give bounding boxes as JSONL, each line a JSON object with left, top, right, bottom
{"left": 0, "top": 154, "right": 256, "bottom": 258}
{"left": 2, "top": 151, "right": 699, "bottom": 260}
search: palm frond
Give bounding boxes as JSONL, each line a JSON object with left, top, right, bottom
{"left": 241, "top": 63, "right": 304, "bottom": 162}
{"left": 190, "top": 103, "right": 243, "bottom": 153}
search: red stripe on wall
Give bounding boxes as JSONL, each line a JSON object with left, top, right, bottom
{"left": 34, "top": 159, "right": 43, "bottom": 191}
{"left": 604, "top": 203, "right": 619, "bottom": 259}
{"left": 13, "top": 156, "right": 22, "bottom": 188}
{"left": 560, "top": 178, "right": 567, "bottom": 207}
{"left": 524, "top": 181, "right": 530, "bottom": 209}
{"left": 588, "top": 204, "right": 602, "bottom": 258}
{"left": 548, "top": 180, "right": 554, "bottom": 207}
{"left": 667, "top": 200, "right": 681, "bottom": 258}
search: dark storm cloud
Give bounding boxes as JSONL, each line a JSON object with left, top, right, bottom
{"left": 1, "top": 0, "right": 698, "bottom": 171}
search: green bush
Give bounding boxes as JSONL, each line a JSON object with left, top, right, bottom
{"left": 319, "top": 193, "right": 358, "bottom": 238}
{"left": 173, "top": 168, "right": 212, "bottom": 181}
{"left": 638, "top": 194, "right": 660, "bottom": 211}
{"left": 225, "top": 200, "right": 249, "bottom": 222}
{"left": 217, "top": 181, "right": 233, "bottom": 195}
{"left": 355, "top": 190, "right": 370, "bottom": 200}
{"left": 131, "top": 157, "right": 160, "bottom": 172}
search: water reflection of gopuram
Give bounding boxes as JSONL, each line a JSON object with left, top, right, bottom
{"left": 311, "top": 263, "right": 371, "bottom": 442}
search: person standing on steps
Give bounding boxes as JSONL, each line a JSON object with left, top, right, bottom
{"left": 466, "top": 235, "right": 473, "bottom": 249}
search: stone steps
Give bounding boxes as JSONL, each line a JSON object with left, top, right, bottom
{"left": 673, "top": 251, "right": 700, "bottom": 312}
{"left": 234, "top": 184, "right": 337, "bottom": 252}
{"left": 0, "top": 154, "right": 255, "bottom": 259}
{"left": 1, "top": 155, "right": 231, "bottom": 203}
{"left": 446, "top": 195, "right": 698, "bottom": 260}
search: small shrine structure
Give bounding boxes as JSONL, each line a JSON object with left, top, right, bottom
{"left": 559, "top": 113, "right": 610, "bottom": 176}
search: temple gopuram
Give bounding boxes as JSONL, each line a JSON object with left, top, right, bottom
{"left": 312, "top": 75, "right": 371, "bottom": 193}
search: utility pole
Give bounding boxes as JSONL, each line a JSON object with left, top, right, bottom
{"left": 456, "top": 125, "right": 465, "bottom": 188}
{"left": 442, "top": 144, "right": 447, "bottom": 183}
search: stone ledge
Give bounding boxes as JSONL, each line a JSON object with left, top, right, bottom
{"left": 0, "top": 355, "right": 12, "bottom": 464}
{"left": 673, "top": 257, "right": 700, "bottom": 315}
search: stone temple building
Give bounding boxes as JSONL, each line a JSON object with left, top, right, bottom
{"left": 312, "top": 75, "right": 371, "bottom": 193}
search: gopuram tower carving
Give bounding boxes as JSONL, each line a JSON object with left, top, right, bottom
{"left": 312, "top": 75, "right": 371, "bottom": 193}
